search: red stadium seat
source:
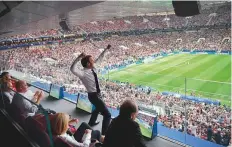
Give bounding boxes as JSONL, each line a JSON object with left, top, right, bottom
{"left": 53, "top": 136, "right": 74, "bottom": 147}
{"left": 25, "top": 116, "right": 51, "bottom": 147}
{"left": 7, "top": 103, "right": 26, "bottom": 129}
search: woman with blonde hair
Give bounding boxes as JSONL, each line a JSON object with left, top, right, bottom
{"left": 51, "top": 113, "right": 92, "bottom": 147}
{"left": 34, "top": 113, "right": 102, "bottom": 147}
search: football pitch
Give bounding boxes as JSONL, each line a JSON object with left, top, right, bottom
{"left": 107, "top": 54, "right": 231, "bottom": 106}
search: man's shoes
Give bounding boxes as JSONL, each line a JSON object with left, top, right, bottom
{"left": 88, "top": 121, "right": 100, "bottom": 127}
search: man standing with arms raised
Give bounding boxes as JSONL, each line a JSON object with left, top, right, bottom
{"left": 70, "top": 44, "right": 111, "bottom": 135}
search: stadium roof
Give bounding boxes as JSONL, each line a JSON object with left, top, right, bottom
{"left": 0, "top": 1, "right": 230, "bottom": 38}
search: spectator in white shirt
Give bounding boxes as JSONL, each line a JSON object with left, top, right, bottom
{"left": 70, "top": 45, "right": 112, "bottom": 135}
{"left": 190, "top": 123, "right": 198, "bottom": 137}
{"left": 12, "top": 80, "right": 44, "bottom": 117}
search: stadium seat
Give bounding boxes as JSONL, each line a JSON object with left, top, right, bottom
{"left": 1, "top": 93, "right": 11, "bottom": 109}
{"left": 25, "top": 116, "right": 51, "bottom": 147}
{"left": 53, "top": 136, "right": 73, "bottom": 147}
{"left": 7, "top": 103, "right": 26, "bottom": 129}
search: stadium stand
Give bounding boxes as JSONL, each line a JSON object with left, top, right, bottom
{"left": 0, "top": 1, "right": 231, "bottom": 147}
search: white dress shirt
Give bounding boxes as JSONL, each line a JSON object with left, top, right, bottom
{"left": 59, "top": 132, "right": 91, "bottom": 147}
{"left": 12, "top": 92, "right": 38, "bottom": 117}
{"left": 70, "top": 48, "right": 108, "bottom": 93}
{"left": 22, "top": 90, "right": 35, "bottom": 100}
{"left": 71, "top": 68, "right": 98, "bottom": 93}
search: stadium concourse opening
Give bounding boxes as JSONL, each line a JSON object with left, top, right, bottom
{"left": 0, "top": 1, "right": 231, "bottom": 147}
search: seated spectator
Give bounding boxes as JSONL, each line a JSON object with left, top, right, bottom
{"left": 103, "top": 99, "right": 146, "bottom": 147}
{"left": 12, "top": 80, "right": 44, "bottom": 117}
{"left": 34, "top": 113, "right": 103, "bottom": 147}
{"left": 2, "top": 81, "right": 15, "bottom": 104}
{"left": 0, "top": 72, "right": 11, "bottom": 90}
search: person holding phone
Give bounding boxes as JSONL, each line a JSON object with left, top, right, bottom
{"left": 70, "top": 45, "right": 112, "bottom": 135}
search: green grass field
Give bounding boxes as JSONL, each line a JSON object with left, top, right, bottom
{"left": 107, "top": 54, "right": 231, "bottom": 106}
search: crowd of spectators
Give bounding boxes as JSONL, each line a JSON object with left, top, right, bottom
{"left": 157, "top": 94, "right": 231, "bottom": 146}
{"left": 1, "top": 28, "right": 230, "bottom": 77}
{"left": 0, "top": 3, "right": 230, "bottom": 45}
{"left": 0, "top": 29, "right": 230, "bottom": 90}
{"left": 10, "top": 29, "right": 59, "bottom": 39}
{"left": 0, "top": 3, "right": 231, "bottom": 145}
{"left": 100, "top": 79, "right": 231, "bottom": 146}
{"left": 77, "top": 3, "right": 230, "bottom": 33}
{"left": 0, "top": 27, "right": 230, "bottom": 145}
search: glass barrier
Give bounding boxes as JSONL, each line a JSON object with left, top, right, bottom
{"left": 0, "top": 81, "right": 54, "bottom": 147}
{"left": 62, "top": 70, "right": 86, "bottom": 103}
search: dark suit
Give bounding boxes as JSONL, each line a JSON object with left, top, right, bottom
{"left": 207, "top": 127, "right": 213, "bottom": 141}
{"left": 214, "top": 132, "right": 222, "bottom": 145}
{"left": 103, "top": 116, "right": 147, "bottom": 147}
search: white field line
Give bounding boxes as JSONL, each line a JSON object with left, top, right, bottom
{"left": 135, "top": 80, "right": 230, "bottom": 97}
{"left": 187, "top": 78, "right": 231, "bottom": 85}
{"left": 113, "top": 55, "right": 231, "bottom": 97}
{"left": 184, "top": 88, "right": 230, "bottom": 97}
{"left": 122, "top": 56, "right": 231, "bottom": 85}
{"left": 126, "top": 56, "right": 195, "bottom": 75}
{"left": 152, "top": 56, "right": 196, "bottom": 74}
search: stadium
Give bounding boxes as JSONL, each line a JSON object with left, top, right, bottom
{"left": 0, "top": 1, "right": 231, "bottom": 147}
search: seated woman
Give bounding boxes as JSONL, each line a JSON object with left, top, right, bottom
{"left": 34, "top": 113, "right": 103, "bottom": 147}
